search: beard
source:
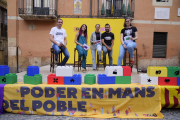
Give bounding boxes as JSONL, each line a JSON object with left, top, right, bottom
{"left": 105, "top": 29, "right": 109, "bottom": 32}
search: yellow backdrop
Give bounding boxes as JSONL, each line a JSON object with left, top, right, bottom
{"left": 62, "top": 18, "right": 124, "bottom": 65}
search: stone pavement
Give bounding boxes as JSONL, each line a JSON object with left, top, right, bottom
{"left": 0, "top": 108, "right": 180, "bottom": 120}
{"left": 1, "top": 65, "right": 180, "bottom": 120}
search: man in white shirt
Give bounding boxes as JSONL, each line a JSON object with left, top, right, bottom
{"left": 50, "top": 19, "right": 70, "bottom": 66}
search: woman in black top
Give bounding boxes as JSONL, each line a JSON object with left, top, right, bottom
{"left": 117, "top": 18, "right": 138, "bottom": 66}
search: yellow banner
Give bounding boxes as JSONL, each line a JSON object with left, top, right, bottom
{"left": 3, "top": 83, "right": 163, "bottom": 119}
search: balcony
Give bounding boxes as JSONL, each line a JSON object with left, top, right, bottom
{"left": 18, "top": 0, "right": 58, "bottom": 21}
{"left": 59, "top": 0, "right": 134, "bottom": 19}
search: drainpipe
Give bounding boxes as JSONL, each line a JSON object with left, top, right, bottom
{"left": 97, "top": 0, "right": 99, "bottom": 17}
{"left": 90, "top": 0, "right": 92, "bottom": 18}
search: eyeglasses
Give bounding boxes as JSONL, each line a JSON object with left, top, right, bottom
{"left": 126, "top": 21, "right": 130, "bottom": 22}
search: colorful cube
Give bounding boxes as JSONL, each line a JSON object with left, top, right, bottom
{"left": 84, "top": 74, "right": 96, "bottom": 85}
{"left": 0, "top": 65, "right": 9, "bottom": 76}
{"left": 64, "top": 74, "right": 81, "bottom": 85}
{"left": 139, "top": 74, "right": 158, "bottom": 85}
{"left": 167, "top": 67, "right": 180, "bottom": 77}
{"left": 97, "top": 74, "right": 115, "bottom": 85}
{"left": 115, "top": 76, "right": 131, "bottom": 84}
{"left": 47, "top": 74, "right": 64, "bottom": 85}
{"left": 27, "top": 66, "right": 39, "bottom": 76}
{"left": 24, "top": 74, "right": 42, "bottom": 85}
{"left": 177, "top": 78, "right": 180, "bottom": 86}
{"left": 122, "top": 66, "right": 131, "bottom": 76}
{"left": 158, "top": 77, "right": 177, "bottom": 86}
{"left": 105, "top": 66, "right": 123, "bottom": 76}
{"left": 0, "top": 73, "right": 17, "bottom": 84}
{"left": 56, "top": 66, "right": 74, "bottom": 77}
{"left": 147, "top": 66, "right": 167, "bottom": 77}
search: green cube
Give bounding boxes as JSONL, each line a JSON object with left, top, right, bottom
{"left": 167, "top": 67, "right": 180, "bottom": 77}
{"left": 0, "top": 73, "right": 17, "bottom": 84}
{"left": 84, "top": 74, "right": 96, "bottom": 85}
{"left": 24, "top": 74, "right": 42, "bottom": 85}
{"left": 115, "top": 76, "right": 131, "bottom": 84}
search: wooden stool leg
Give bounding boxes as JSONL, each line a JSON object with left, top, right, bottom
{"left": 124, "top": 50, "right": 127, "bottom": 66}
{"left": 136, "top": 49, "right": 138, "bottom": 73}
{"left": 97, "top": 52, "right": 99, "bottom": 71}
{"left": 53, "top": 51, "right": 54, "bottom": 73}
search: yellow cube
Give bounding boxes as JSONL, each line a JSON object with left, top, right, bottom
{"left": 147, "top": 66, "right": 167, "bottom": 77}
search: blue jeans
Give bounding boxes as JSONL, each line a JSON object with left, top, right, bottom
{"left": 52, "top": 44, "right": 70, "bottom": 66}
{"left": 102, "top": 45, "right": 113, "bottom": 66}
{"left": 117, "top": 42, "right": 137, "bottom": 66}
{"left": 91, "top": 44, "right": 102, "bottom": 69}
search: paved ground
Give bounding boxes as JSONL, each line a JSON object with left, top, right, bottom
{"left": 1, "top": 65, "right": 180, "bottom": 120}
{"left": 0, "top": 108, "right": 180, "bottom": 120}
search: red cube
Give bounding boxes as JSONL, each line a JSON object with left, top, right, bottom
{"left": 158, "top": 77, "right": 177, "bottom": 86}
{"left": 122, "top": 66, "right": 131, "bottom": 76}
{"left": 47, "top": 74, "right": 64, "bottom": 85}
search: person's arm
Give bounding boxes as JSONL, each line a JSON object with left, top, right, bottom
{"left": 102, "top": 39, "right": 109, "bottom": 49}
{"left": 90, "top": 33, "right": 96, "bottom": 44}
{"left": 86, "top": 34, "right": 88, "bottom": 46}
{"left": 132, "top": 32, "right": 138, "bottom": 41}
{"left": 74, "top": 33, "right": 83, "bottom": 47}
{"left": 50, "top": 34, "right": 60, "bottom": 46}
{"left": 110, "top": 39, "right": 114, "bottom": 49}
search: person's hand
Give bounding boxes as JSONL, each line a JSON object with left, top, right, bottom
{"left": 58, "top": 43, "right": 62, "bottom": 47}
{"left": 80, "top": 44, "right": 84, "bottom": 48}
{"left": 122, "top": 44, "right": 127, "bottom": 49}
{"left": 93, "top": 42, "right": 97, "bottom": 44}
{"left": 107, "top": 47, "right": 112, "bottom": 51}
{"left": 130, "top": 37, "right": 134, "bottom": 40}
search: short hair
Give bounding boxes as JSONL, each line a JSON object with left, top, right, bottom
{"left": 95, "top": 24, "right": 100, "bottom": 27}
{"left": 57, "top": 19, "right": 63, "bottom": 22}
{"left": 105, "top": 23, "right": 110, "bottom": 27}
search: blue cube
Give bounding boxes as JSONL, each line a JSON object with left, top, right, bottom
{"left": 0, "top": 65, "right": 9, "bottom": 76}
{"left": 177, "top": 77, "right": 180, "bottom": 86}
{"left": 64, "top": 74, "right": 81, "bottom": 85}
{"left": 98, "top": 74, "right": 115, "bottom": 85}
{"left": 27, "top": 66, "right": 39, "bottom": 76}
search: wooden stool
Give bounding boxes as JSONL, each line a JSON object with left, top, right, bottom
{"left": 123, "top": 48, "right": 138, "bottom": 73}
{"left": 50, "top": 48, "right": 62, "bottom": 73}
{"left": 97, "top": 52, "right": 106, "bottom": 71}
{"left": 74, "top": 48, "right": 82, "bottom": 72}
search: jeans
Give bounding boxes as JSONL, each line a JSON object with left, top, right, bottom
{"left": 76, "top": 45, "right": 87, "bottom": 69}
{"left": 102, "top": 45, "right": 113, "bottom": 66}
{"left": 52, "top": 44, "right": 70, "bottom": 66}
{"left": 117, "top": 42, "right": 137, "bottom": 66}
{"left": 91, "top": 44, "right": 102, "bottom": 69}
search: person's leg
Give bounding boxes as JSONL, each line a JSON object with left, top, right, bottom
{"left": 126, "top": 42, "right": 137, "bottom": 59}
{"left": 91, "top": 49, "right": 96, "bottom": 70}
{"left": 97, "top": 44, "right": 102, "bottom": 60}
{"left": 102, "top": 45, "right": 108, "bottom": 61}
{"left": 82, "top": 49, "right": 87, "bottom": 69}
{"left": 76, "top": 45, "right": 83, "bottom": 59}
{"left": 60, "top": 47, "right": 70, "bottom": 66}
{"left": 52, "top": 44, "right": 60, "bottom": 60}
{"left": 107, "top": 45, "right": 113, "bottom": 66}
{"left": 117, "top": 44, "right": 126, "bottom": 66}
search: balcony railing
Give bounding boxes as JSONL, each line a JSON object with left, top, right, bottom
{"left": 59, "top": 0, "right": 134, "bottom": 19}
{"left": 18, "top": 0, "right": 58, "bottom": 21}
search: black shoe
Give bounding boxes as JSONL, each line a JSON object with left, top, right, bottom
{"left": 93, "top": 69, "right": 97, "bottom": 71}
{"left": 99, "top": 59, "right": 102, "bottom": 62}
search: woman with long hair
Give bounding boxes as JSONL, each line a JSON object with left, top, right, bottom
{"left": 117, "top": 17, "right": 138, "bottom": 66}
{"left": 75, "top": 24, "right": 88, "bottom": 72}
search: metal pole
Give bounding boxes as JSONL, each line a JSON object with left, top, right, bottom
{"left": 97, "top": 0, "right": 99, "bottom": 17}
{"left": 16, "top": 47, "right": 19, "bottom": 73}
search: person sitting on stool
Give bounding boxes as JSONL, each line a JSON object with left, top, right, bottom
{"left": 117, "top": 17, "right": 138, "bottom": 66}
{"left": 49, "top": 19, "right": 70, "bottom": 66}
{"left": 101, "top": 23, "right": 115, "bottom": 66}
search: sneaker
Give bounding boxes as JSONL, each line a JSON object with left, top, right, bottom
{"left": 99, "top": 59, "right": 102, "bottom": 62}
{"left": 93, "top": 69, "right": 97, "bottom": 71}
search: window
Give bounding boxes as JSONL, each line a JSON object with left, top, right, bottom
{"left": 33, "top": 0, "right": 49, "bottom": 15}
{"left": 0, "top": 7, "right": 7, "bottom": 37}
{"left": 156, "top": 0, "right": 169, "bottom": 2}
{"left": 153, "top": 32, "right": 167, "bottom": 58}
{"left": 153, "top": 0, "right": 172, "bottom": 6}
